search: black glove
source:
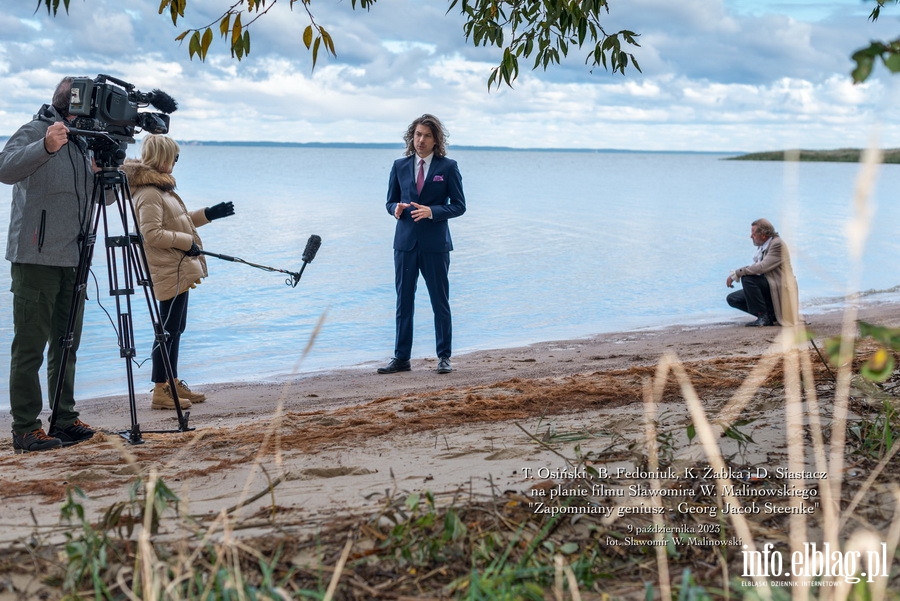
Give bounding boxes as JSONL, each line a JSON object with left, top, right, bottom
{"left": 205, "top": 201, "right": 235, "bottom": 221}
{"left": 185, "top": 243, "right": 202, "bottom": 257}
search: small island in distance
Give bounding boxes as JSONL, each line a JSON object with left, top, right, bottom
{"left": 728, "top": 148, "right": 900, "bottom": 163}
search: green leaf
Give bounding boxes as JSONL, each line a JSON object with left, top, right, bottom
{"left": 442, "top": 510, "right": 467, "bottom": 542}
{"left": 49, "top": 0, "right": 71, "bottom": 15}
{"left": 852, "top": 54, "right": 875, "bottom": 83}
{"left": 859, "top": 321, "right": 900, "bottom": 351}
{"left": 163, "top": 0, "right": 184, "bottom": 25}
{"left": 201, "top": 27, "right": 213, "bottom": 55}
{"left": 188, "top": 31, "right": 202, "bottom": 59}
{"left": 312, "top": 36, "right": 321, "bottom": 67}
{"left": 885, "top": 51, "right": 900, "bottom": 73}
{"left": 231, "top": 13, "right": 243, "bottom": 47}
{"left": 321, "top": 28, "right": 335, "bottom": 55}
{"left": 631, "top": 55, "right": 643, "bottom": 73}
{"left": 722, "top": 423, "right": 753, "bottom": 444}
{"left": 487, "top": 69, "right": 498, "bottom": 91}
{"left": 303, "top": 25, "right": 313, "bottom": 49}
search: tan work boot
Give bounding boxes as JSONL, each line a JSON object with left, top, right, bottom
{"left": 176, "top": 379, "right": 206, "bottom": 403}
{"left": 151, "top": 384, "right": 192, "bottom": 410}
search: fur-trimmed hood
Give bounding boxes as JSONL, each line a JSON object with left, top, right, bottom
{"left": 121, "top": 159, "right": 176, "bottom": 191}
{"left": 125, "top": 158, "right": 209, "bottom": 301}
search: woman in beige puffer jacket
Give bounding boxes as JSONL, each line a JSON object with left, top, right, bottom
{"left": 122, "top": 134, "right": 234, "bottom": 409}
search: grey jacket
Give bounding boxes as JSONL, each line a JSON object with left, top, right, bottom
{"left": 0, "top": 105, "right": 94, "bottom": 267}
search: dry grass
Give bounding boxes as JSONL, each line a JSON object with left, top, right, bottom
{"left": 3, "top": 338, "right": 900, "bottom": 599}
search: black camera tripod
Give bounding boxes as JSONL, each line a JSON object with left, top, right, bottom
{"left": 48, "top": 140, "right": 193, "bottom": 444}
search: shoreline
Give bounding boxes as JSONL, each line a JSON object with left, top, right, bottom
{"left": 4, "top": 287, "right": 900, "bottom": 411}
{"left": 4, "top": 301, "right": 900, "bottom": 435}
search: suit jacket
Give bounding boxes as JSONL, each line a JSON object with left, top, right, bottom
{"left": 386, "top": 155, "right": 466, "bottom": 252}
{"left": 735, "top": 236, "right": 800, "bottom": 326}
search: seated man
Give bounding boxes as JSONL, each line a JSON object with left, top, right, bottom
{"left": 726, "top": 218, "right": 799, "bottom": 327}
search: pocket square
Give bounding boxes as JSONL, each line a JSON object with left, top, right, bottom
{"left": 433, "top": 175, "right": 444, "bottom": 182}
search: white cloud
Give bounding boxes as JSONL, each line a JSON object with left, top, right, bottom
{"left": 0, "top": 0, "right": 898, "bottom": 150}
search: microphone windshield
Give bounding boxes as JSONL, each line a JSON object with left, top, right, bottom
{"left": 148, "top": 89, "right": 178, "bottom": 114}
{"left": 302, "top": 235, "right": 322, "bottom": 264}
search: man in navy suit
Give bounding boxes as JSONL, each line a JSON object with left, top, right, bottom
{"left": 378, "top": 114, "right": 467, "bottom": 375}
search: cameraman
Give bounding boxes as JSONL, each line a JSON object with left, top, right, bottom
{"left": 0, "top": 77, "right": 97, "bottom": 453}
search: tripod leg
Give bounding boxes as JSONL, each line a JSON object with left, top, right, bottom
{"left": 119, "top": 175, "right": 192, "bottom": 433}
{"left": 105, "top": 227, "right": 146, "bottom": 444}
{"left": 50, "top": 166, "right": 196, "bottom": 445}
{"left": 48, "top": 175, "right": 105, "bottom": 432}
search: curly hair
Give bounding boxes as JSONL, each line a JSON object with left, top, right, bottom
{"left": 403, "top": 114, "right": 448, "bottom": 158}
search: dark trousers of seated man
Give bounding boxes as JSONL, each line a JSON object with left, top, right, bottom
{"left": 727, "top": 274, "right": 777, "bottom": 322}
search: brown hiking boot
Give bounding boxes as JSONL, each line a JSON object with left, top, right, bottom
{"left": 151, "top": 384, "right": 192, "bottom": 410}
{"left": 175, "top": 379, "right": 206, "bottom": 403}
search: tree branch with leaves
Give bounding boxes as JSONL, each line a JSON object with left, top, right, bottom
{"left": 851, "top": 0, "right": 900, "bottom": 82}
{"left": 37, "top": 0, "right": 640, "bottom": 88}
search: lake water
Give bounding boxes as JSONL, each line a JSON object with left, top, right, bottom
{"left": 2, "top": 146, "right": 900, "bottom": 409}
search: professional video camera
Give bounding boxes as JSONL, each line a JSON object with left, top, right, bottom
{"left": 67, "top": 74, "right": 178, "bottom": 163}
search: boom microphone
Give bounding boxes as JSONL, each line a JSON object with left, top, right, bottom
{"left": 302, "top": 234, "right": 322, "bottom": 264}
{"left": 292, "top": 235, "right": 322, "bottom": 287}
{"left": 198, "top": 234, "right": 322, "bottom": 288}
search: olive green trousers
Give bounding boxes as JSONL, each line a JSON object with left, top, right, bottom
{"left": 9, "top": 263, "right": 85, "bottom": 434}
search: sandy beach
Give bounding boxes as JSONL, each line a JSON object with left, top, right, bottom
{"left": 3, "top": 302, "right": 900, "bottom": 597}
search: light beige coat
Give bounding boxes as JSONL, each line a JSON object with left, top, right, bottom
{"left": 734, "top": 236, "right": 800, "bottom": 326}
{"left": 122, "top": 160, "right": 209, "bottom": 301}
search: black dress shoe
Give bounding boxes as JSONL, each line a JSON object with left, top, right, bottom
{"left": 436, "top": 357, "right": 453, "bottom": 374}
{"left": 377, "top": 358, "right": 411, "bottom": 374}
{"left": 745, "top": 315, "right": 774, "bottom": 327}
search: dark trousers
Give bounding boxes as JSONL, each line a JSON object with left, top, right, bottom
{"left": 727, "top": 274, "right": 776, "bottom": 320}
{"left": 9, "top": 263, "right": 84, "bottom": 433}
{"left": 394, "top": 249, "right": 452, "bottom": 361}
{"left": 152, "top": 290, "right": 189, "bottom": 383}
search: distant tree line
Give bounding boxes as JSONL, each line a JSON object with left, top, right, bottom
{"left": 728, "top": 149, "right": 900, "bottom": 163}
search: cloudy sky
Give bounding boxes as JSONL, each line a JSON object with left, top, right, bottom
{"left": 1, "top": 0, "right": 899, "bottom": 151}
